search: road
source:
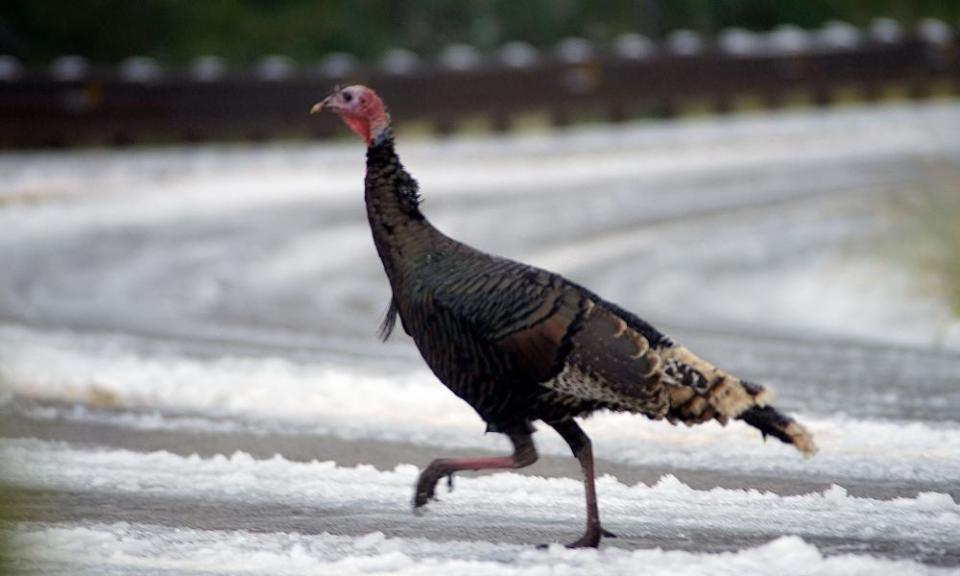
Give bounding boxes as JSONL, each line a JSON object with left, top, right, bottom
{"left": 1, "top": 102, "right": 959, "bottom": 575}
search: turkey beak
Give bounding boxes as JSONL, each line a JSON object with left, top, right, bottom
{"left": 310, "top": 95, "right": 335, "bottom": 115}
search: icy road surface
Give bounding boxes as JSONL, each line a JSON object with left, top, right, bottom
{"left": 2, "top": 102, "right": 960, "bottom": 574}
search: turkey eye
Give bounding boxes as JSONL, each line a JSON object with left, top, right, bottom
{"left": 343, "top": 92, "right": 353, "bottom": 102}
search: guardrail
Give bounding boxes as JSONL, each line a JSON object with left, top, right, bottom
{"left": 0, "top": 18, "right": 957, "bottom": 148}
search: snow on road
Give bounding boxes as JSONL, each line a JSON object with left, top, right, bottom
{"left": 2, "top": 325, "right": 959, "bottom": 486}
{"left": 3, "top": 439, "right": 957, "bottom": 575}
{"left": 12, "top": 525, "right": 951, "bottom": 576}
{"left": 3, "top": 438, "right": 958, "bottom": 543}
{"left": 2, "top": 101, "right": 960, "bottom": 574}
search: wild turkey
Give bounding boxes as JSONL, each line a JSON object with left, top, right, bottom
{"left": 311, "top": 85, "right": 817, "bottom": 548}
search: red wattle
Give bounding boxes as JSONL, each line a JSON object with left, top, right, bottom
{"left": 342, "top": 115, "right": 371, "bottom": 144}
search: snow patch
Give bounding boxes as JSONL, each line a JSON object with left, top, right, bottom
{"left": 2, "top": 439, "right": 958, "bottom": 551}
{"left": 2, "top": 325, "right": 959, "bottom": 484}
{"left": 9, "top": 523, "right": 950, "bottom": 576}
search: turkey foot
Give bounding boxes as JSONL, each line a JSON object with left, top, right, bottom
{"left": 413, "top": 461, "right": 456, "bottom": 509}
{"left": 566, "top": 526, "right": 618, "bottom": 548}
{"left": 537, "top": 526, "right": 616, "bottom": 550}
{"left": 412, "top": 432, "right": 538, "bottom": 511}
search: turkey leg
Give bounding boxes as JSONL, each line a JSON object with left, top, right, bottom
{"left": 413, "top": 431, "right": 538, "bottom": 509}
{"left": 550, "top": 419, "right": 616, "bottom": 548}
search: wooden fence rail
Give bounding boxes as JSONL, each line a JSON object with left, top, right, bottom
{"left": 0, "top": 19, "right": 957, "bottom": 148}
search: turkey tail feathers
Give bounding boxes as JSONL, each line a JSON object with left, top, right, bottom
{"left": 738, "top": 403, "right": 818, "bottom": 457}
{"left": 663, "top": 347, "right": 770, "bottom": 425}
{"left": 663, "top": 359, "right": 817, "bottom": 457}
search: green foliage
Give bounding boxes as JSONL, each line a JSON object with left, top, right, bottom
{"left": 924, "top": 189, "right": 960, "bottom": 316}
{"left": 889, "top": 172, "right": 960, "bottom": 317}
{"left": 1, "top": 0, "right": 959, "bottom": 64}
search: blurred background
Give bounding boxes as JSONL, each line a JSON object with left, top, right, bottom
{"left": 5, "top": 1, "right": 957, "bottom": 60}
{"left": 1, "top": 1, "right": 960, "bottom": 145}
{"left": 2, "top": 1, "right": 960, "bottom": 573}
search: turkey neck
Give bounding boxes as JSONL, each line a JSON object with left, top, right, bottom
{"left": 364, "top": 130, "right": 438, "bottom": 289}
